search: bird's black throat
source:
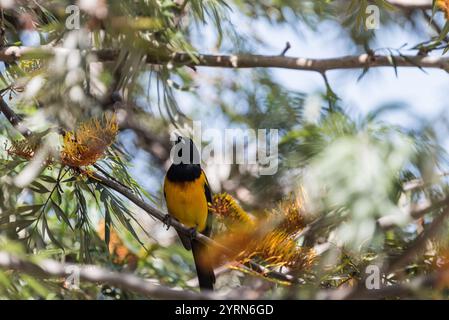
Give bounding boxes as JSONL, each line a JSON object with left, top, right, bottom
{"left": 166, "top": 163, "right": 202, "bottom": 182}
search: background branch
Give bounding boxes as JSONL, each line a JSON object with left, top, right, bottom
{"left": 2, "top": 46, "right": 449, "bottom": 73}
{"left": 0, "top": 251, "right": 218, "bottom": 299}
{"left": 322, "top": 267, "right": 445, "bottom": 300}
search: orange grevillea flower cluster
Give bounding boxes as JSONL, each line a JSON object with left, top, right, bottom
{"left": 60, "top": 113, "right": 118, "bottom": 167}
{"left": 437, "top": 0, "right": 449, "bottom": 19}
{"left": 209, "top": 193, "right": 315, "bottom": 279}
{"left": 239, "top": 230, "right": 315, "bottom": 271}
{"left": 273, "top": 193, "right": 307, "bottom": 235}
{"left": 7, "top": 137, "right": 40, "bottom": 160}
{"left": 210, "top": 193, "right": 255, "bottom": 229}
{"left": 8, "top": 114, "right": 118, "bottom": 168}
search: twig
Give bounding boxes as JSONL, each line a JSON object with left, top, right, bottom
{"left": 75, "top": 50, "right": 449, "bottom": 73}
{"left": 0, "top": 251, "right": 219, "bottom": 299}
{"left": 377, "top": 197, "right": 449, "bottom": 230}
{"left": 280, "top": 42, "right": 291, "bottom": 56}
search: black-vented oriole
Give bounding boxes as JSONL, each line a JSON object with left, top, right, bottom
{"left": 163, "top": 136, "right": 215, "bottom": 291}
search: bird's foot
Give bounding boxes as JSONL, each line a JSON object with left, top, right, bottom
{"left": 162, "top": 214, "right": 172, "bottom": 230}
{"left": 187, "top": 227, "right": 197, "bottom": 241}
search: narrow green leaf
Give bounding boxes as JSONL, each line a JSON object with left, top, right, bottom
{"left": 29, "top": 181, "right": 50, "bottom": 193}
{"left": 51, "top": 200, "right": 73, "bottom": 230}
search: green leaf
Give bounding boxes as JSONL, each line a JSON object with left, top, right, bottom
{"left": 39, "top": 175, "right": 57, "bottom": 183}
{"left": 16, "top": 204, "right": 44, "bottom": 215}
{"left": 104, "top": 204, "right": 112, "bottom": 253}
{"left": 386, "top": 50, "right": 398, "bottom": 77}
{"left": 110, "top": 199, "right": 142, "bottom": 245}
{"left": 51, "top": 200, "right": 73, "bottom": 230}
{"left": 438, "top": 21, "right": 449, "bottom": 42}
{"left": 51, "top": 189, "right": 62, "bottom": 206}
{"left": 42, "top": 216, "right": 64, "bottom": 250}
{"left": 357, "top": 66, "right": 370, "bottom": 82}
{"left": 0, "top": 219, "right": 35, "bottom": 232}
{"left": 29, "top": 181, "right": 50, "bottom": 194}
{"left": 399, "top": 54, "right": 427, "bottom": 74}
{"left": 62, "top": 176, "right": 77, "bottom": 183}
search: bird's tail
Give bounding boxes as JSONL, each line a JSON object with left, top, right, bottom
{"left": 191, "top": 239, "right": 215, "bottom": 291}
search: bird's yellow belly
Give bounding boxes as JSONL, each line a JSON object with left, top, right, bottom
{"left": 164, "top": 179, "right": 208, "bottom": 232}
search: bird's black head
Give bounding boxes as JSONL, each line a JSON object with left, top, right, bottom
{"left": 166, "top": 136, "right": 202, "bottom": 182}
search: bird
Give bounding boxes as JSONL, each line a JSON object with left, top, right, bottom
{"left": 163, "top": 136, "right": 215, "bottom": 291}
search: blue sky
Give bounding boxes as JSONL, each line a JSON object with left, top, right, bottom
{"left": 15, "top": 7, "right": 444, "bottom": 135}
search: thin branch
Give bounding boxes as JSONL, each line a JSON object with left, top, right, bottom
{"left": 3, "top": 46, "right": 449, "bottom": 73}
{"left": 0, "top": 251, "right": 218, "bottom": 299}
{"left": 367, "top": 0, "right": 431, "bottom": 11}
{"left": 0, "top": 97, "right": 32, "bottom": 137}
{"left": 377, "top": 197, "right": 449, "bottom": 230}
{"left": 280, "top": 42, "right": 291, "bottom": 56}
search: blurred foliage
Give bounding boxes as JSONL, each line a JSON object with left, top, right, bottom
{"left": 0, "top": 0, "right": 449, "bottom": 300}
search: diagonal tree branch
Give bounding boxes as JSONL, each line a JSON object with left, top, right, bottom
{"left": 0, "top": 98, "right": 32, "bottom": 137}
{"left": 377, "top": 197, "right": 449, "bottom": 230}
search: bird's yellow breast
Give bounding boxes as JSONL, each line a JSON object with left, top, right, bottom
{"left": 164, "top": 172, "right": 208, "bottom": 232}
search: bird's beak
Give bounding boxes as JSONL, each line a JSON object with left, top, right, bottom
{"left": 173, "top": 133, "right": 182, "bottom": 145}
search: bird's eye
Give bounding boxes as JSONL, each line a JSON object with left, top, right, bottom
{"left": 177, "top": 136, "right": 183, "bottom": 143}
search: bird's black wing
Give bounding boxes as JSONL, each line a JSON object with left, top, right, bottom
{"left": 203, "top": 171, "right": 212, "bottom": 204}
{"left": 202, "top": 170, "right": 213, "bottom": 237}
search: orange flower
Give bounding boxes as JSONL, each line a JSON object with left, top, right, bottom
{"left": 209, "top": 193, "right": 315, "bottom": 280}
{"left": 8, "top": 114, "right": 118, "bottom": 168}
{"left": 210, "top": 193, "right": 255, "bottom": 230}
{"left": 7, "top": 138, "right": 39, "bottom": 160}
{"left": 239, "top": 230, "right": 315, "bottom": 271}
{"left": 271, "top": 193, "right": 307, "bottom": 235}
{"left": 60, "top": 113, "right": 118, "bottom": 167}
